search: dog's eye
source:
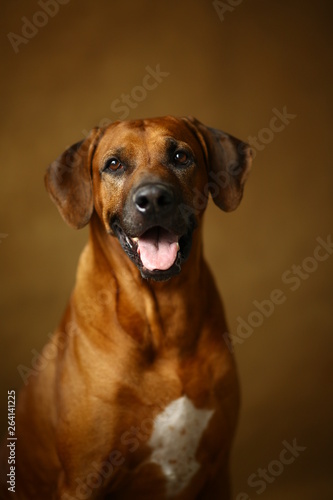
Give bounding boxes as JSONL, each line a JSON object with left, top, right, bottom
{"left": 174, "top": 151, "right": 189, "bottom": 166}
{"left": 105, "top": 158, "right": 123, "bottom": 172}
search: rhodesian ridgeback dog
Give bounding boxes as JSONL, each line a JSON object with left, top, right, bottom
{"left": 1, "top": 116, "right": 252, "bottom": 499}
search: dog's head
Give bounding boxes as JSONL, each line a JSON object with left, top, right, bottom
{"left": 45, "top": 116, "right": 252, "bottom": 281}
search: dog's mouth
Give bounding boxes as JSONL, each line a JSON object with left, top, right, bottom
{"left": 135, "top": 227, "right": 180, "bottom": 271}
{"left": 111, "top": 222, "right": 194, "bottom": 281}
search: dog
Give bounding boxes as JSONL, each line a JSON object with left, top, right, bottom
{"left": 1, "top": 115, "right": 252, "bottom": 499}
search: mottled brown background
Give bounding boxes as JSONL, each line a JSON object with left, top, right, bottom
{"left": 1, "top": 0, "right": 332, "bottom": 498}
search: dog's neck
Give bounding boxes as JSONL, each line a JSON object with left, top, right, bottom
{"left": 73, "top": 213, "right": 211, "bottom": 351}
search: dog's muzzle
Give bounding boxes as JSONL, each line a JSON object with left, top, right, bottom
{"left": 111, "top": 182, "right": 196, "bottom": 281}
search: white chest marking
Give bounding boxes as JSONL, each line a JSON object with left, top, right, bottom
{"left": 148, "top": 395, "right": 214, "bottom": 497}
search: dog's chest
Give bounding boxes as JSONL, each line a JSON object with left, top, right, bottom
{"left": 147, "top": 395, "right": 214, "bottom": 497}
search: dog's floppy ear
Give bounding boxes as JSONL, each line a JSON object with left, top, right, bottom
{"left": 184, "top": 116, "right": 253, "bottom": 211}
{"left": 45, "top": 127, "right": 102, "bottom": 229}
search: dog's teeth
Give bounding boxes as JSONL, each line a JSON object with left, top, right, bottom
{"left": 132, "top": 237, "right": 139, "bottom": 243}
{"left": 176, "top": 242, "right": 180, "bottom": 251}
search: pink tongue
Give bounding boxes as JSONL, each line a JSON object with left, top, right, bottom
{"left": 137, "top": 228, "right": 179, "bottom": 271}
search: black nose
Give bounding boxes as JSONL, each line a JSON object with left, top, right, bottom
{"left": 133, "top": 184, "right": 174, "bottom": 215}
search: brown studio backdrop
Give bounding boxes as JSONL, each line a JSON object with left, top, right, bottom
{"left": 1, "top": 0, "right": 333, "bottom": 498}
